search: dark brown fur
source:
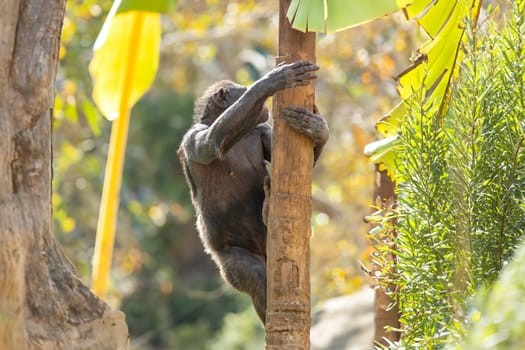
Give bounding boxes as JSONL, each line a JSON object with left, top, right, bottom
{"left": 178, "top": 61, "right": 328, "bottom": 323}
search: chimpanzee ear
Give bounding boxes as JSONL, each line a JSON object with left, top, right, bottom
{"left": 212, "top": 88, "right": 229, "bottom": 108}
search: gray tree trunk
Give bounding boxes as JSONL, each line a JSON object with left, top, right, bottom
{"left": 0, "top": 1, "right": 129, "bottom": 349}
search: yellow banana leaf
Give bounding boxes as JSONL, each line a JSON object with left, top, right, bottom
{"left": 373, "top": 0, "right": 482, "bottom": 179}
{"left": 376, "top": 101, "right": 405, "bottom": 138}
{"left": 349, "top": 0, "right": 480, "bottom": 178}
{"left": 89, "top": 2, "right": 161, "bottom": 298}
{"left": 90, "top": 8, "right": 160, "bottom": 120}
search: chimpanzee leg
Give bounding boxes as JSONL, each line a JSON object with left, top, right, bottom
{"left": 216, "top": 247, "right": 267, "bottom": 323}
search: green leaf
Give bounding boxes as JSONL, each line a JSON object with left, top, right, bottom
{"left": 117, "top": 0, "right": 177, "bottom": 14}
{"left": 326, "top": 0, "right": 398, "bottom": 32}
{"left": 287, "top": 0, "right": 400, "bottom": 33}
{"left": 363, "top": 136, "right": 399, "bottom": 179}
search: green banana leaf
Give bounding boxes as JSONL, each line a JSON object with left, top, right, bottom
{"left": 117, "top": 0, "right": 176, "bottom": 14}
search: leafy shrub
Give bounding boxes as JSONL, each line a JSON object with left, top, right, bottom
{"left": 380, "top": 1, "right": 525, "bottom": 347}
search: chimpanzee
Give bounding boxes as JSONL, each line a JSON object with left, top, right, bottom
{"left": 177, "top": 61, "right": 329, "bottom": 324}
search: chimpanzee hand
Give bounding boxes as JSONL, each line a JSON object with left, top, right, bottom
{"left": 260, "top": 61, "right": 319, "bottom": 96}
{"left": 283, "top": 105, "right": 329, "bottom": 145}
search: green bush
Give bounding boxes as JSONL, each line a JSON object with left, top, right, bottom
{"left": 382, "top": 1, "right": 525, "bottom": 347}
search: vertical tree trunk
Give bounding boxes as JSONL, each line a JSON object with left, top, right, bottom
{"left": 266, "top": 0, "right": 315, "bottom": 348}
{"left": 371, "top": 166, "right": 400, "bottom": 346}
{"left": 0, "top": 1, "right": 128, "bottom": 349}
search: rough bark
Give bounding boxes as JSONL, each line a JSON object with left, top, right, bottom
{"left": 265, "top": 0, "right": 315, "bottom": 348}
{"left": 371, "top": 166, "right": 400, "bottom": 346}
{"left": 0, "top": 1, "right": 129, "bottom": 349}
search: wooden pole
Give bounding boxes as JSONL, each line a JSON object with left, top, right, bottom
{"left": 371, "top": 165, "right": 400, "bottom": 346}
{"left": 266, "top": 0, "right": 315, "bottom": 348}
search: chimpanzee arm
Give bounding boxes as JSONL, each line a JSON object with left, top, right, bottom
{"left": 182, "top": 85, "right": 271, "bottom": 165}
{"left": 207, "top": 81, "right": 271, "bottom": 159}
{"left": 185, "top": 61, "right": 319, "bottom": 164}
{"left": 181, "top": 123, "right": 216, "bottom": 165}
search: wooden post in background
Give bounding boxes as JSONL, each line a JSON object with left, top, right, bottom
{"left": 266, "top": 0, "right": 316, "bottom": 348}
{"left": 371, "top": 165, "right": 400, "bottom": 346}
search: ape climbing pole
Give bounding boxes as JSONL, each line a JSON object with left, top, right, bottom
{"left": 266, "top": 0, "right": 316, "bottom": 348}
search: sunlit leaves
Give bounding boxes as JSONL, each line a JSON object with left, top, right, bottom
{"left": 396, "top": 0, "right": 481, "bottom": 106}
{"left": 376, "top": 101, "right": 405, "bottom": 137}
{"left": 372, "top": 0, "right": 481, "bottom": 178}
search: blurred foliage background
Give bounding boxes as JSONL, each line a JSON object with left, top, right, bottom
{"left": 53, "top": 0, "right": 420, "bottom": 348}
